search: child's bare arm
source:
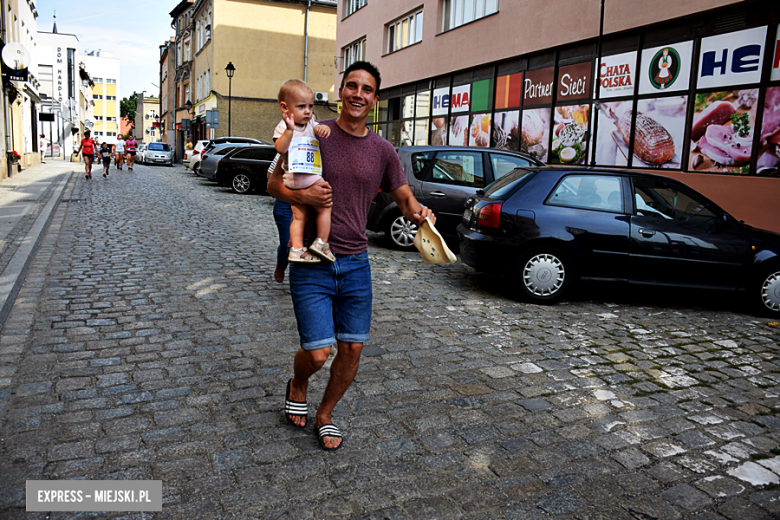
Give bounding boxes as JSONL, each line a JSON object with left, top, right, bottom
{"left": 314, "top": 125, "right": 330, "bottom": 138}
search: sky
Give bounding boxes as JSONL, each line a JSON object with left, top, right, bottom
{"left": 36, "top": 0, "right": 177, "bottom": 100}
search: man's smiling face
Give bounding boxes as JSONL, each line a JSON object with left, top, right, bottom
{"left": 339, "top": 69, "right": 378, "bottom": 122}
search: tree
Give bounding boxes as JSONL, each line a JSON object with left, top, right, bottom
{"left": 120, "top": 92, "right": 138, "bottom": 120}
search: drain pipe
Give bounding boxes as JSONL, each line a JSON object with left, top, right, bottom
{"left": 303, "top": 0, "right": 310, "bottom": 82}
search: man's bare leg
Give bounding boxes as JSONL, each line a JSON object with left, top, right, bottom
{"left": 315, "top": 341, "right": 363, "bottom": 450}
{"left": 288, "top": 346, "right": 332, "bottom": 427}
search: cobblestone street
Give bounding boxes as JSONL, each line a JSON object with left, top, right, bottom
{"left": 1, "top": 163, "right": 779, "bottom": 519}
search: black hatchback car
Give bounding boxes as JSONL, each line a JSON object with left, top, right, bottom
{"left": 214, "top": 145, "right": 277, "bottom": 194}
{"left": 457, "top": 167, "right": 780, "bottom": 318}
{"left": 366, "top": 146, "right": 543, "bottom": 249}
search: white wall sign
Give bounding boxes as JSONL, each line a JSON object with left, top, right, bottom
{"left": 596, "top": 51, "right": 637, "bottom": 98}
{"left": 771, "top": 24, "right": 780, "bottom": 82}
{"left": 450, "top": 84, "right": 470, "bottom": 113}
{"left": 431, "top": 87, "right": 450, "bottom": 116}
{"left": 638, "top": 40, "right": 694, "bottom": 95}
{"left": 697, "top": 26, "right": 767, "bottom": 89}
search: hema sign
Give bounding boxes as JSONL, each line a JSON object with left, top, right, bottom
{"left": 697, "top": 26, "right": 767, "bottom": 89}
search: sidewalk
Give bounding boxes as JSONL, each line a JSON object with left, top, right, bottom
{"left": 0, "top": 159, "right": 74, "bottom": 330}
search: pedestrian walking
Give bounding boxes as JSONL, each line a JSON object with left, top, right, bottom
{"left": 126, "top": 135, "right": 138, "bottom": 171}
{"left": 39, "top": 134, "right": 46, "bottom": 163}
{"left": 268, "top": 61, "right": 435, "bottom": 451}
{"left": 114, "top": 134, "right": 126, "bottom": 170}
{"left": 76, "top": 131, "right": 96, "bottom": 179}
{"left": 185, "top": 138, "right": 193, "bottom": 151}
{"left": 99, "top": 142, "right": 112, "bottom": 178}
{"left": 273, "top": 79, "right": 332, "bottom": 264}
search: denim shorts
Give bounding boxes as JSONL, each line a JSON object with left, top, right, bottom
{"left": 289, "top": 252, "right": 372, "bottom": 350}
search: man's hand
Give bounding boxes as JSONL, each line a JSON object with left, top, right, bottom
{"left": 300, "top": 178, "right": 333, "bottom": 207}
{"left": 389, "top": 184, "right": 436, "bottom": 227}
{"left": 412, "top": 206, "right": 436, "bottom": 227}
{"left": 314, "top": 125, "right": 331, "bottom": 138}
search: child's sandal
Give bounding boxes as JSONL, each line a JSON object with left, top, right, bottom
{"left": 309, "top": 238, "right": 336, "bottom": 262}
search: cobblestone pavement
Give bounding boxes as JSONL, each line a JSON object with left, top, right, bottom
{"left": 0, "top": 163, "right": 779, "bottom": 519}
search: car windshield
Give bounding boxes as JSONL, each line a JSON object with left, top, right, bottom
{"left": 148, "top": 143, "right": 170, "bottom": 151}
{"left": 483, "top": 168, "right": 537, "bottom": 199}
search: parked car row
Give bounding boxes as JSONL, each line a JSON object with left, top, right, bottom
{"left": 366, "top": 145, "right": 780, "bottom": 318}
{"left": 137, "top": 142, "right": 174, "bottom": 166}
{"left": 188, "top": 138, "right": 277, "bottom": 194}
{"left": 185, "top": 136, "right": 272, "bottom": 177}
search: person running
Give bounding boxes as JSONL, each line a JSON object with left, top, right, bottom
{"left": 114, "top": 134, "right": 126, "bottom": 170}
{"left": 126, "top": 135, "right": 138, "bottom": 171}
{"left": 268, "top": 61, "right": 435, "bottom": 451}
{"left": 273, "top": 79, "right": 332, "bottom": 264}
{"left": 76, "top": 131, "right": 96, "bottom": 179}
{"left": 39, "top": 134, "right": 46, "bottom": 163}
{"left": 99, "top": 142, "right": 112, "bottom": 178}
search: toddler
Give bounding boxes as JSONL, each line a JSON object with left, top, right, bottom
{"left": 99, "top": 142, "right": 112, "bottom": 178}
{"left": 274, "top": 79, "right": 333, "bottom": 263}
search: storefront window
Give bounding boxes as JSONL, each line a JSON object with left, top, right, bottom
{"left": 414, "top": 119, "right": 429, "bottom": 146}
{"left": 415, "top": 90, "right": 430, "bottom": 118}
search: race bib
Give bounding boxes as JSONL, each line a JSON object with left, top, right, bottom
{"left": 288, "top": 137, "right": 322, "bottom": 175}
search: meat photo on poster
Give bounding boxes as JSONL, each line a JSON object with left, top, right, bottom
{"left": 758, "top": 86, "right": 780, "bottom": 176}
{"left": 689, "top": 89, "right": 758, "bottom": 174}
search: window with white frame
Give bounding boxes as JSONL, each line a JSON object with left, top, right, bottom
{"left": 343, "top": 38, "right": 366, "bottom": 71}
{"left": 196, "top": 75, "right": 202, "bottom": 100}
{"left": 387, "top": 9, "right": 423, "bottom": 54}
{"left": 345, "top": 0, "right": 366, "bottom": 17}
{"left": 442, "top": 0, "right": 498, "bottom": 31}
{"left": 205, "top": 69, "right": 210, "bottom": 95}
{"left": 106, "top": 79, "right": 116, "bottom": 84}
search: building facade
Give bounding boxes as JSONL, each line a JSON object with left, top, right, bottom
{"left": 178, "top": 0, "right": 337, "bottom": 149}
{"left": 159, "top": 38, "right": 175, "bottom": 148}
{"left": 133, "top": 92, "right": 161, "bottom": 144}
{"left": 170, "top": 0, "right": 195, "bottom": 162}
{"left": 336, "top": 0, "right": 780, "bottom": 232}
{"left": 82, "top": 50, "right": 120, "bottom": 145}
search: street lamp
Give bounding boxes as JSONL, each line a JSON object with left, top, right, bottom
{"left": 225, "top": 61, "right": 235, "bottom": 136}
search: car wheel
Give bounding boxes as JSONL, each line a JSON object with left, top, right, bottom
{"left": 518, "top": 247, "right": 573, "bottom": 304}
{"left": 232, "top": 170, "right": 253, "bottom": 194}
{"left": 192, "top": 164, "right": 201, "bottom": 176}
{"left": 754, "top": 264, "right": 780, "bottom": 318}
{"left": 384, "top": 213, "right": 417, "bottom": 250}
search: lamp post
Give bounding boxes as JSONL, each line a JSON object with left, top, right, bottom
{"left": 225, "top": 62, "right": 235, "bottom": 136}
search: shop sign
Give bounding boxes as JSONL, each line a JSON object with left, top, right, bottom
{"left": 523, "top": 67, "right": 554, "bottom": 106}
{"left": 431, "top": 87, "right": 450, "bottom": 116}
{"left": 450, "top": 84, "right": 470, "bottom": 113}
{"left": 772, "top": 25, "right": 780, "bottom": 82}
{"left": 697, "top": 26, "right": 767, "bottom": 89}
{"left": 638, "top": 40, "right": 694, "bottom": 95}
{"left": 557, "top": 62, "right": 592, "bottom": 101}
{"left": 596, "top": 51, "right": 637, "bottom": 98}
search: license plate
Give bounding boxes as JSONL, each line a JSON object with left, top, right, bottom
{"left": 463, "top": 207, "right": 472, "bottom": 223}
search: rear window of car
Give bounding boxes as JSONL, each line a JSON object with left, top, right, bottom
{"left": 231, "top": 148, "right": 255, "bottom": 159}
{"left": 483, "top": 168, "right": 537, "bottom": 199}
{"left": 214, "top": 147, "right": 235, "bottom": 156}
{"left": 148, "top": 143, "right": 170, "bottom": 151}
{"left": 253, "top": 148, "right": 277, "bottom": 161}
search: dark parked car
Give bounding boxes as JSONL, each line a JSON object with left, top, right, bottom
{"left": 457, "top": 167, "right": 780, "bottom": 317}
{"left": 215, "top": 145, "right": 277, "bottom": 194}
{"left": 367, "top": 146, "right": 544, "bottom": 250}
{"left": 198, "top": 143, "right": 249, "bottom": 180}
{"left": 191, "top": 137, "right": 272, "bottom": 175}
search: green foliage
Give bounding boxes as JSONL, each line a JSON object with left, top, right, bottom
{"left": 120, "top": 92, "right": 139, "bottom": 120}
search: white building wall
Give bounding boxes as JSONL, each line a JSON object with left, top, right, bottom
{"left": 81, "top": 51, "right": 121, "bottom": 145}
{"left": 37, "top": 32, "right": 80, "bottom": 158}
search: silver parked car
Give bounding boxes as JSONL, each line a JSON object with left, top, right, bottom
{"left": 198, "top": 143, "right": 248, "bottom": 180}
{"left": 143, "top": 142, "right": 174, "bottom": 166}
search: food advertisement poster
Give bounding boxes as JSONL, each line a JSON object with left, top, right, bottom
{"left": 492, "top": 110, "right": 520, "bottom": 151}
{"left": 638, "top": 40, "right": 694, "bottom": 95}
{"left": 550, "top": 104, "right": 590, "bottom": 164}
{"left": 495, "top": 73, "right": 522, "bottom": 109}
{"left": 758, "top": 86, "right": 780, "bottom": 175}
{"left": 697, "top": 26, "right": 767, "bottom": 89}
{"left": 772, "top": 25, "right": 780, "bottom": 82}
{"left": 431, "top": 87, "right": 450, "bottom": 116}
{"left": 520, "top": 109, "right": 550, "bottom": 162}
{"left": 523, "top": 67, "right": 555, "bottom": 106}
{"left": 449, "top": 115, "right": 469, "bottom": 146}
{"left": 557, "top": 62, "right": 592, "bottom": 102}
{"left": 431, "top": 117, "right": 448, "bottom": 146}
{"left": 596, "top": 51, "right": 637, "bottom": 99}
{"left": 414, "top": 119, "right": 429, "bottom": 146}
{"left": 450, "top": 84, "right": 470, "bottom": 113}
{"left": 595, "top": 101, "right": 631, "bottom": 167}
{"left": 400, "top": 120, "right": 414, "bottom": 147}
{"left": 469, "top": 113, "right": 492, "bottom": 148}
{"left": 689, "top": 89, "right": 758, "bottom": 174}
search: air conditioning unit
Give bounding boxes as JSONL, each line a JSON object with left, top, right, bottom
{"left": 146, "top": 127, "right": 151, "bottom": 134}
{"left": 314, "top": 92, "right": 328, "bottom": 103}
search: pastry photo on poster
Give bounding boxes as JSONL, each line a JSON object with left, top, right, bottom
{"left": 596, "top": 97, "right": 686, "bottom": 168}
{"left": 520, "top": 109, "right": 550, "bottom": 162}
{"left": 550, "top": 105, "right": 590, "bottom": 164}
{"left": 449, "top": 115, "right": 469, "bottom": 146}
{"left": 431, "top": 117, "right": 448, "bottom": 146}
{"left": 492, "top": 111, "right": 520, "bottom": 151}
{"left": 758, "top": 86, "right": 780, "bottom": 176}
{"left": 689, "top": 89, "right": 757, "bottom": 174}
{"left": 469, "top": 113, "right": 492, "bottom": 147}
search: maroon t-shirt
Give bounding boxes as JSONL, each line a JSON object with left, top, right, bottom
{"left": 306, "top": 119, "right": 407, "bottom": 254}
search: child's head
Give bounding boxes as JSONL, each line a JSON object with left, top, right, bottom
{"left": 101, "top": 142, "right": 107, "bottom": 148}
{"left": 278, "top": 79, "right": 314, "bottom": 125}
